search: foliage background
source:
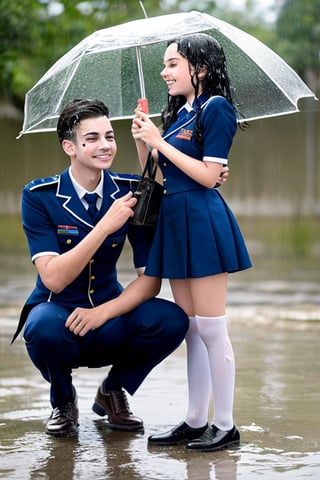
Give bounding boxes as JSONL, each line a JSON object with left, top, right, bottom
{"left": 0, "top": 0, "right": 319, "bottom": 109}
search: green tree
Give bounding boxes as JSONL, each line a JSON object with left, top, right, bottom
{"left": 0, "top": 0, "right": 166, "bottom": 107}
{"left": 0, "top": 0, "right": 39, "bottom": 100}
{"left": 274, "top": 0, "right": 320, "bottom": 94}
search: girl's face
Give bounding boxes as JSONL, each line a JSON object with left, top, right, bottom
{"left": 161, "top": 43, "right": 200, "bottom": 104}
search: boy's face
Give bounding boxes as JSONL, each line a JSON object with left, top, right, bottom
{"left": 63, "top": 115, "right": 117, "bottom": 172}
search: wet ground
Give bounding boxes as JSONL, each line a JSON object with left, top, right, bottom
{"left": 1, "top": 271, "right": 320, "bottom": 479}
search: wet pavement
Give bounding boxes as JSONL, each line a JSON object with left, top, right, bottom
{"left": 1, "top": 274, "right": 320, "bottom": 479}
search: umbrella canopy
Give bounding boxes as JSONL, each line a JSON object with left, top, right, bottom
{"left": 19, "top": 10, "right": 318, "bottom": 137}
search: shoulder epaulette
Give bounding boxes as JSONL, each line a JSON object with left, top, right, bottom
{"left": 109, "top": 171, "right": 140, "bottom": 190}
{"left": 109, "top": 171, "right": 140, "bottom": 181}
{"left": 26, "top": 175, "right": 60, "bottom": 191}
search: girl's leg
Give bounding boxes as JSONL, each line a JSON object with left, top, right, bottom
{"left": 170, "top": 279, "right": 211, "bottom": 429}
{"left": 196, "top": 314, "right": 235, "bottom": 430}
{"left": 148, "top": 280, "right": 210, "bottom": 445}
{"left": 184, "top": 315, "right": 211, "bottom": 427}
{"left": 190, "top": 273, "right": 235, "bottom": 431}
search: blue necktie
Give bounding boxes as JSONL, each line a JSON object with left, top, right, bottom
{"left": 84, "top": 192, "right": 98, "bottom": 219}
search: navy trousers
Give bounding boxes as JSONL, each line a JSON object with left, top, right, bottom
{"left": 23, "top": 298, "right": 189, "bottom": 408}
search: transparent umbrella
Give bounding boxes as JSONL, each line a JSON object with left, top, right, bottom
{"left": 18, "top": 10, "right": 318, "bottom": 137}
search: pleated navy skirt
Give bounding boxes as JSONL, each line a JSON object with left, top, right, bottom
{"left": 145, "top": 188, "right": 252, "bottom": 279}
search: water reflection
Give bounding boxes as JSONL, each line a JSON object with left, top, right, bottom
{"left": 1, "top": 324, "right": 320, "bottom": 479}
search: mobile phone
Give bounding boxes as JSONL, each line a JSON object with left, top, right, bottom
{"left": 138, "top": 98, "right": 149, "bottom": 114}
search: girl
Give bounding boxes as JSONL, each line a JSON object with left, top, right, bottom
{"left": 131, "top": 34, "right": 251, "bottom": 452}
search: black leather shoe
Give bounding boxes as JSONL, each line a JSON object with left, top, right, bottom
{"left": 148, "top": 421, "right": 208, "bottom": 446}
{"left": 46, "top": 397, "right": 79, "bottom": 437}
{"left": 187, "top": 424, "right": 240, "bottom": 451}
{"left": 92, "top": 387, "right": 144, "bottom": 431}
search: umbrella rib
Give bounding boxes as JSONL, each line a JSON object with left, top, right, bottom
{"left": 54, "top": 57, "right": 84, "bottom": 113}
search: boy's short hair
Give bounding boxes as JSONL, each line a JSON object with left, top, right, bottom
{"left": 57, "top": 99, "right": 109, "bottom": 143}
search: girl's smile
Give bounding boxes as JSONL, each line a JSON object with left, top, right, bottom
{"left": 161, "top": 43, "right": 197, "bottom": 104}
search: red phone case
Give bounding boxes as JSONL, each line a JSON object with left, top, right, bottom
{"left": 138, "top": 98, "right": 149, "bottom": 114}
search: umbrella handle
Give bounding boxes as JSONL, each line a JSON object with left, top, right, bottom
{"left": 136, "top": 46, "right": 147, "bottom": 100}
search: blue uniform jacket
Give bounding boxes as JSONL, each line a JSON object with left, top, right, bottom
{"left": 12, "top": 168, "right": 154, "bottom": 342}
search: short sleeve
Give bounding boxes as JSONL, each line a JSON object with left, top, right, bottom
{"left": 22, "top": 187, "right": 60, "bottom": 261}
{"left": 201, "top": 97, "right": 237, "bottom": 164}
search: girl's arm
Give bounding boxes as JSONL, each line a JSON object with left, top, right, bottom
{"left": 132, "top": 112, "right": 222, "bottom": 188}
{"left": 65, "top": 274, "right": 162, "bottom": 336}
{"left": 133, "top": 137, "right": 150, "bottom": 171}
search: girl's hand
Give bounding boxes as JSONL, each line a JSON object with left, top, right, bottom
{"left": 219, "top": 166, "right": 229, "bottom": 185}
{"left": 131, "top": 111, "right": 162, "bottom": 148}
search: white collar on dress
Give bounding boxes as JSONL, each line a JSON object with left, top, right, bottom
{"left": 178, "top": 101, "right": 194, "bottom": 115}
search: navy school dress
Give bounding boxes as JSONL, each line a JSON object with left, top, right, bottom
{"left": 145, "top": 94, "right": 252, "bottom": 279}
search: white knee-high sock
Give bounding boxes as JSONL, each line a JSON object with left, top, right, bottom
{"left": 196, "top": 314, "right": 235, "bottom": 431}
{"left": 184, "top": 316, "right": 211, "bottom": 428}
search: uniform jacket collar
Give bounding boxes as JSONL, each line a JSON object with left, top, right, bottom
{"left": 56, "top": 168, "right": 121, "bottom": 227}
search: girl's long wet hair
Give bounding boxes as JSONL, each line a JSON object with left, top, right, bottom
{"left": 161, "top": 33, "right": 236, "bottom": 142}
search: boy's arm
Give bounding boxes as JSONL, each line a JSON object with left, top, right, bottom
{"left": 34, "top": 192, "right": 137, "bottom": 293}
{"left": 65, "top": 274, "right": 162, "bottom": 336}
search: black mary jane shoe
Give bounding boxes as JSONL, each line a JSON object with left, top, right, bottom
{"left": 186, "top": 424, "right": 240, "bottom": 452}
{"left": 148, "top": 421, "right": 208, "bottom": 446}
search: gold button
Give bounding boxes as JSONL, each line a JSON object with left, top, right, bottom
{"left": 163, "top": 189, "right": 167, "bottom": 195}
{"left": 112, "top": 243, "right": 118, "bottom": 248}
{"left": 163, "top": 162, "right": 167, "bottom": 167}
{"left": 89, "top": 289, "right": 94, "bottom": 294}
{"left": 66, "top": 239, "right": 72, "bottom": 244}
{"left": 91, "top": 275, "right": 95, "bottom": 280}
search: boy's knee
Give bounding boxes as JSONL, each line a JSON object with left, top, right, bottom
{"left": 24, "top": 303, "right": 69, "bottom": 344}
{"left": 154, "top": 298, "right": 189, "bottom": 335}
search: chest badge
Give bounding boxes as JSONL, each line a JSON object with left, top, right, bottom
{"left": 176, "top": 128, "right": 193, "bottom": 140}
{"left": 57, "top": 225, "right": 79, "bottom": 236}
